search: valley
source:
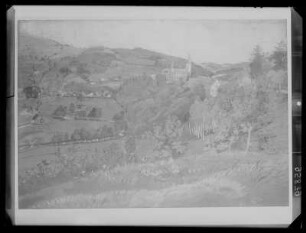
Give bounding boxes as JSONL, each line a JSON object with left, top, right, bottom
{"left": 18, "top": 33, "right": 289, "bottom": 208}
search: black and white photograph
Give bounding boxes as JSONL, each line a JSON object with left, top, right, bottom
{"left": 16, "top": 10, "right": 290, "bottom": 211}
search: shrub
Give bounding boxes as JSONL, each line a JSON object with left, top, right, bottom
{"left": 269, "top": 41, "right": 287, "bottom": 70}
{"left": 88, "top": 107, "right": 102, "bottom": 118}
{"left": 71, "top": 129, "right": 81, "bottom": 141}
{"left": 23, "top": 86, "right": 41, "bottom": 99}
{"left": 19, "top": 142, "right": 127, "bottom": 194}
{"left": 138, "top": 115, "right": 187, "bottom": 160}
{"left": 53, "top": 105, "right": 66, "bottom": 117}
{"left": 69, "top": 103, "right": 76, "bottom": 113}
{"left": 59, "top": 66, "right": 70, "bottom": 75}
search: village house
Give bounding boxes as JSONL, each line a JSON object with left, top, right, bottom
{"left": 162, "top": 56, "right": 192, "bottom": 84}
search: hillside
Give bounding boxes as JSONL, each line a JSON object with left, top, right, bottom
{"left": 18, "top": 32, "right": 289, "bottom": 209}
{"left": 18, "top": 34, "right": 212, "bottom": 91}
{"left": 200, "top": 62, "right": 249, "bottom": 76}
{"left": 18, "top": 34, "right": 83, "bottom": 88}
{"left": 19, "top": 33, "right": 83, "bottom": 58}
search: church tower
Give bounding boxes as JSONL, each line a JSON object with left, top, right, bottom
{"left": 186, "top": 55, "right": 192, "bottom": 77}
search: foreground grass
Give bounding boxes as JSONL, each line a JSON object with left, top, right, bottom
{"left": 31, "top": 173, "right": 246, "bottom": 208}
{"left": 23, "top": 151, "right": 289, "bottom": 208}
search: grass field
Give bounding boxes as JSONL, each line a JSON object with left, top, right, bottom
{"left": 18, "top": 138, "right": 125, "bottom": 174}
{"left": 19, "top": 150, "right": 288, "bottom": 208}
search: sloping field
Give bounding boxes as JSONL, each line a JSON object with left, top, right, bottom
{"left": 19, "top": 151, "right": 288, "bottom": 208}
{"left": 18, "top": 138, "right": 124, "bottom": 174}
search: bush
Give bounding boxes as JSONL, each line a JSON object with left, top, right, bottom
{"left": 23, "top": 86, "right": 41, "bottom": 99}
{"left": 138, "top": 115, "right": 186, "bottom": 160}
{"left": 269, "top": 41, "right": 287, "bottom": 70}
{"left": 59, "top": 66, "right": 70, "bottom": 76}
{"left": 69, "top": 103, "right": 76, "bottom": 113}
{"left": 19, "top": 142, "right": 127, "bottom": 195}
{"left": 88, "top": 107, "right": 102, "bottom": 118}
{"left": 53, "top": 105, "right": 67, "bottom": 117}
{"left": 71, "top": 129, "right": 81, "bottom": 141}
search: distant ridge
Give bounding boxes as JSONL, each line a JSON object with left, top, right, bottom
{"left": 18, "top": 33, "right": 213, "bottom": 90}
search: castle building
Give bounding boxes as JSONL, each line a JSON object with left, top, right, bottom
{"left": 162, "top": 56, "right": 192, "bottom": 84}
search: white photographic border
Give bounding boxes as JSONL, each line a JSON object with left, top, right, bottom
{"left": 13, "top": 6, "right": 293, "bottom": 226}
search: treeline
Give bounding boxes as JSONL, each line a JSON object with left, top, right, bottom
{"left": 53, "top": 103, "right": 102, "bottom": 119}
{"left": 249, "top": 41, "right": 287, "bottom": 92}
{"left": 51, "top": 125, "right": 115, "bottom": 143}
{"left": 187, "top": 41, "right": 289, "bottom": 154}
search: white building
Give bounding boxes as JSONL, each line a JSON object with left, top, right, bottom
{"left": 162, "top": 56, "right": 192, "bottom": 84}
{"left": 210, "top": 80, "right": 221, "bottom": 97}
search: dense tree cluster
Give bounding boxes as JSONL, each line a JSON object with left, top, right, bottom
{"left": 250, "top": 42, "right": 287, "bottom": 92}
{"left": 87, "top": 107, "right": 102, "bottom": 118}
{"left": 19, "top": 141, "right": 125, "bottom": 194}
{"left": 140, "top": 115, "right": 186, "bottom": 159}
{"left": 186, "top": 42, "right": 288, "bottom": 154}
{"left": 53, "top": 104, "right": 102, "bottom": 119}
{"left": 23, "top": 86, "right": 41, "bottom": 99}
{"left": 51, "top": 125, "right": 114, "bottom": 144}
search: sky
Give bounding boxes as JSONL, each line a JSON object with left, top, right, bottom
{"left": 19, "top": 20, "right": 287, "bottom": 64}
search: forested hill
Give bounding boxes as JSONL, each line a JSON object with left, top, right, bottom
{"left": 18, "top": 33, "right": 213, "bottom": 90}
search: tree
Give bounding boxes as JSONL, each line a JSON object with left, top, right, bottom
{"left": 23, "top": 86, "right": 41, "bottom": 99}
{"left": 64, "top": 132, "right": 70, "bottom": 142}
{"left": 266, "top": 69, "right": 287, "bottom": 92}
{"left": 80, "top": 128, "right": 91, "bottom": 140}
{"left": 59, "top": 66, "right": 70, "bottom": 76}
{"left": 193, "top": 83, "right": 206, "bottom": 101}
{"left": 77, "top": 63, "right": 90, "bottom": 77}
{"left": 114, "top": 120, "right": 128, "bottom": 135}
{"left": 88, "top": 107, "right": 102, "bottom": 118}
{"left": 249, "top": 45, "right": 265, "bottom": 80}
{"left": 270, "top": 41, "right": 287, "bottom": 70}
{"left": 71, "top": 129, "right": 81, "bottom": 141}
{"left": 113, "top": 111, "right": 125, "bottom": 121}
{"left": 76, "top": 110, "right": 87, "bottom": 119}
{"left": 69, "top": 103, "right": 76, "bottom": 114}
{"left": 231, "top": 87, "right": 262, "bottom": 154}
{"left": 100, "top": 125, "right": 109, "bottom": 138}
{"left": 106, "top": 126, "right": 114, "bottom": 138}
{"left": 92, "top": 130, "right": 100, "bottom": 140}
{"left": 148, "top": 115, "right": 186, "bottom": 158}
{"left": 249, "top": 45, "right": 274, "bottom": 91}
{"left": 53, "top": 105, "right": 66, "bottom": 117}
